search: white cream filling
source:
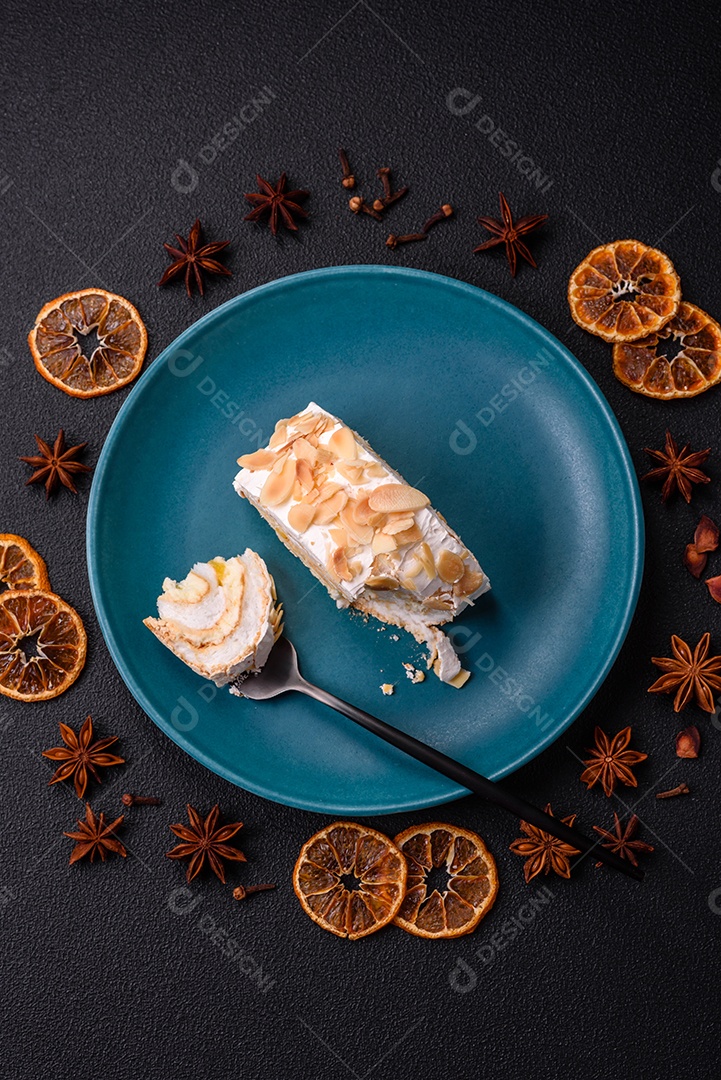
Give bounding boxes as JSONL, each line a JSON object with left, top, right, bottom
{"left": 144, "top": 550, "right": 281, "bottom": 686}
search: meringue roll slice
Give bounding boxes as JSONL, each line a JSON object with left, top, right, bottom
{"left": 143, "top": 550, "right": 283, "bottom": 686}
{"left": 234, "top": 403, "right": 489, "bottom": 686}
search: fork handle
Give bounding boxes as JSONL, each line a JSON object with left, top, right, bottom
{"left": 297, "top": 678, "right": 643, "bottom": 881}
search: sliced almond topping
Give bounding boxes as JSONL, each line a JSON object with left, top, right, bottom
{"left": 315, "top": 446, "right": 334, "bottom": 465}
{"left": 383, "top": 514, "right": 416, "bottom": 535}
{"left": 456, "top": 568, "right": 486, "bottom": 595}
{"left": 259, "top": 455, "right": 296, "bottom": 506}
{"left": 449, "top": 669, "right": 471, "bottom": 689}
{"left": 368, "top": 484, "right": 430, "bottom": 514}
{"left": 314, "top": 490, "right": 348, "bottom": 525}
{"left": 335, "top": 461, "right": 365, "bottom": 484}
{"left": 353, "top": 494, "right": 374, "bottom": 525}
{"left": 328, "top": 426, "right": 357, "bottom": 460}
{"left": 340, "top": 505, "right": 374, "bottom": 546}
{"left": 397, "top": 573, "right": 418, "bottom": 592}
{"left": 394, "top": 523, "right": 423, "bottom": 546}
{"left": 288, "top": 501, "right": 316, "bottom": 533}
{"left": 293, "top": 413, "right": 320, "bottom": 435}
{"left": 417, "top": 542, "right": 436, "bottom": 578}
{"left": 329, "top": 527, "right": 348, "bottom": 549}
{"left": 291, "top": 479, "right": 304, "bottom": 501}
{"left": 331, "top": 548, "right": 353, "bottom": 582}
{"left": 372, "top": 532, "right": 397, "bottom": 555}
{"left": 268, "top": 423, "right": 289, "bottom": 449}
{"left": 364, "top": 463, "right": 387, "bottom": 478}
{"left": 404, "top": 557, "right": 423, "bottom": 578}
{"left": 293, "top": 437, "right": 318, "bottom": 465}
{"left": 317, "top": 481, "right": 344, "bottom": 503}
{"left": 296, "top": 459, "right": 315, "bottom": 493}
{"left": 348, "top": 558, "right": 362, "bottom": 577}
{"left": 436, "top": 549, "right": 465, "bottom": 583}
{"left": 366, "top": 574, "right": 399, "bottom": 590}
{"left": 237, "top": 448, "right": 277, "bottom": 470}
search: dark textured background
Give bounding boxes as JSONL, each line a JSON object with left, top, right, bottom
{"left": 2, "top": 2, "right": 721, "bottom": 1077}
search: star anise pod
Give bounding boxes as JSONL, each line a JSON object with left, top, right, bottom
{"left": 580, "top": 725, "right": 648, "bottom": 798}
{"left": 473, "top": 191, "right": 548, "bottom": 277}
{"left": 42, "top": 715, "right": 124, "bottom": 799}
{"left": 158, "top": 218, "right": 231, "bottom": 298}
{"left": 592, "top": 813, "right": 653, "bottom": 869}
{"left": 649, "top": 632, "right": 721, "bottom": 712}
{"left": 642, "top": 430, "right": 711, "bottom": 503}
{"left": 64, "top": 804, "right": 127, "bottom": 864}
{"left": 19, "top": 430, "right": 92, "bottom": 499}
{"left": 243, "top": 173, "right": 309, "bottom": 236}
{"left": 509, "top": 803, "right": 580, "bottom": 883}
{"left": 166, "top": 804, "right": 246, "bottom": 883}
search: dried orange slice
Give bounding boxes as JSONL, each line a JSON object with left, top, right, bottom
{"left": 293, "top": 822, "right": 407, "bottom": 939}
{"left": 0, "top": 590, "right": 87, "bottom": 701}
{"left": 568, "top": 240, "right": 680, "bottom": 342}
{"left": 393, "top": 823, "right": 498, "bottom": 938}
{"left": 613, "top": 301, "right": 721, "bottom": 399}
{"left": 28, "top": 288, "right": 147, "bottom": 397}
{"left": 0, "top": 535, "right": 50, "bottom": 591}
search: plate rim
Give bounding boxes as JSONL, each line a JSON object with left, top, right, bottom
{"left": 86, "top": 264, "right": 644, "bottom": 814}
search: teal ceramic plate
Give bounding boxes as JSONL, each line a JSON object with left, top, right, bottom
{"left": 87, "top": 266, "right": 643, "bottom": 815}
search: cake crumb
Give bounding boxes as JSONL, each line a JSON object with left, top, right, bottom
{"left": 403, "top": 663, "right": 426, "bottom": 684}
{"left": 380, "top": 683, "right": 395, "bottom": 696}
{"left": 390, "top": 634, "right": 399, "bottom": 641}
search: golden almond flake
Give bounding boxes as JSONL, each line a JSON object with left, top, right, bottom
{"left": 449, "top": 669, "right": 471, "bottom": 689}
{"left": 293, "top": 437, "right": 318, "bottom": 464}
{"left": 456, "top": 568, "right": 486, "bottom": 595}
{"left": 260, "top": 456, "right": 296, "bottom": 506}
{"left": 372, "top": 532, "right": 397, "bottom": 555}
{"left": 366, "top": 575, "right": 400, "bottom": 590}
{"left": 335, "top": 461, "right": 365, "bottom": 484}
{"left": 368, "top": 484, "right": 430, "bottom": 514}
{"left": 329, "top": 527, "right": 348, "bottom": 549}
{"left": 291, "top": 479, "right": 304, "bottom": 501}
{"left": 268, "top": 423, "right": 289, "bottom": 449}
{"left": 364, "top": 463, "right": 387, "bottom": 478}
{"left": 288, "top": 502, "right": 316, "bottom": 533}
{"left": 394, "top": 523, "right": 423, "bottom": 546}
{"left": 340, "top": 505, "right": 374, "bottom": 546}
{"left": 314, "top": 490, "right": 348, "bottom": 526}
{"left": 296, "top": 458, "right": 315, "bottom": 493}
{"left": 383, "top": 515, "right": 416, "bottom": 535}
{"left": 416, "top": 542, "right": 436, "bottom": 578}
{"left": 292, "top": 413, "right": 319, "bottom": 435}
{"left": 436, "top": 549, "right": 465, "bottom": 583}
{"left": 331, "top": 548, "right": 354, "bottom": 581}
{"left": 237, "top": 448, "right": 277, "bottom": 470}
{"left": 317, "top": 481, "right": 344, "bottom": 503}
{"left": 404, "top": 557, "right": 423, "bottom": 578}
{"left": 328, "top": 425, "right": 357, "bottom": 460}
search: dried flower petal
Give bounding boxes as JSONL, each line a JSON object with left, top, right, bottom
{"left": 694, "top": 515, "right": 719, "bottom": 553}
{"left": 706, "top": 575, "right": 721, "bottom": 604}
{"left": 684, "top": 544, "right": 708, "bottom": 578}
{"left": 675, "top": 725, "right": 700, "bottom": 758}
